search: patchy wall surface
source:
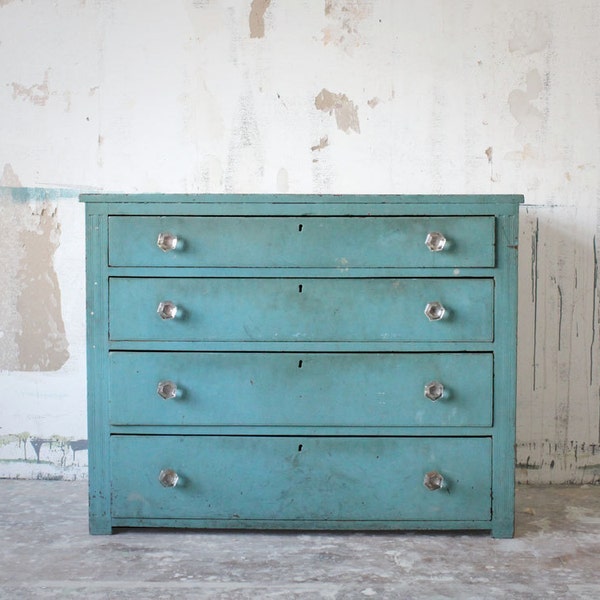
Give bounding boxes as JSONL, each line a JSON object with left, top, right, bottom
{"left": 1, "top": 0, "right": 599, "bottom": 483}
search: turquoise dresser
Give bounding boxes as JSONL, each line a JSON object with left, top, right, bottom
{"left": 82, "top": 194, "right": 522, "bottom": 537}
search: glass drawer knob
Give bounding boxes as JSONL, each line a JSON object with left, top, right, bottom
{"left": 424, "top": 381, "right": 445, "bottom": 401}
{"left": 423, "top": 471, "right": 445, "bottom": 491}
{"left": 425, "top": 231, "right": 447, "bottom": 252}
{"left": 157, "top": 380, "right": 178, "bottom": 400}
{"left": 158, "top": 469, "right": 179, "bottom": 488}
{"left": 157, "top": 232, "right": 178, "bottom": 252}
{"left": 157, "top": 301, "right": 178, "bottom": 320}
{"left": 424, "top": 301, "right": 446, "bottom": 321}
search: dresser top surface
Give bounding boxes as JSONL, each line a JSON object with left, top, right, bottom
{"left": 80, "top": 193, "right": 524, "bottom": 205}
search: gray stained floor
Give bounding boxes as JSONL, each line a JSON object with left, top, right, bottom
{"left": 0, "top": 481, "right": 598, "bottom": 599}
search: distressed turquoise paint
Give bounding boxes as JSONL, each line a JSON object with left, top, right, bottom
{"left": 111, "top": 436, "right": 492, "bottom": 522}
{"left": 109, "top": 352, "right": 493, "bottom": 427}
{"left": 82, "top": 194, "right": 522, "bottom": 537}
{"left": 109, "top": 277, "right": 494, "bottom": 343}
{"left": 109, "top": 216, "right": 495, "bottom": 268}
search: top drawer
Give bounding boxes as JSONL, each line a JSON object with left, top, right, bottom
{"left": 108, "top": 216, "right": 495, "bottom": 268}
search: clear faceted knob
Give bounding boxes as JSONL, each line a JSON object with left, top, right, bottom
{"left": 157, "top": 301, "right": 178, "bottom": 320}
{"left": 158, "top": 468, "right": 179, "bottom": 488}
{"left": 424, "top": 301, "right": 446, "bottom": 321}
{"left": 423, "top": 471, "right": 445, "bottom": 491}
{"left": 424, "top": 381, "right": 445, "bottom": 401}
{"left": 157, "top": 380, "right": 178, "bottom": 400}
{"left": 157, "top": 232, "right": 178, "bottom": 252}
{"left": 425, "top": 231, "right": 447, "bottom": 252}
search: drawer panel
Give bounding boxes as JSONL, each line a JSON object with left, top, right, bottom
{"left": 110, "top": 436, "right": 492, "bottom": 521}
{"left": 109, "top": 352, "right": 493, "bottom": 427}
{"left": 109, "top": 278, "right": 494, "bottom": 342}
{"left": 108, "top": 216, "right": 495, "bottom": 268}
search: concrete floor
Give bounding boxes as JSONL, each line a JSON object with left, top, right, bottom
{"left": 0, "top": 482, "right": 598, "bottom": 599}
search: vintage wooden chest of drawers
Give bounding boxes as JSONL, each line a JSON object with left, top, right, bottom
{"left": 82, "top": 194, "right": 522, "bottom": 537}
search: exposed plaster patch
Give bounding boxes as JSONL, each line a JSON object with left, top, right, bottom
{"left": 0, "top": 174, "right": 69, "bottom": 372}
{"left": 485, "top": 146, "right": 493, "bottom": 163}
{"left": 249, "top": 0, "right": 271, "bottom": 38}
{"left": 17, "top": 205, "right": 69, "bottom": 371}
{"left": 322, "top": 0, "right": 372, "bottom": 54}
{"left": 11, "top": 70, "right": 50, "bottom": 106}
{"left": 311, "top": 135, "right": 329, "bottom": 152}
{"left": 315, "top": 89, "right": 360, "bottom": 134}
{"left": 0, "top": 0, "right": 18, "bottom": 6}
{"left": 509, "top": 12, "right": 552, "bottom": 55}
{"left": 367, "top": 97, "right": 380, "bottom": 109}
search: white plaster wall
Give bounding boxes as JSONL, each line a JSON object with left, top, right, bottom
{"left": 0, "top": 0, "right": 599, "bottom": 483}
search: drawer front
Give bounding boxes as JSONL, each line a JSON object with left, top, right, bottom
{"left": 108, "top": 216, "right": 495, "bottom": 268}
{"left": 109, "top": 352, "right": 493, "bottom": 427}
{"left": 110, "top": 436, "right": 492, "bottom": 521}
{"left": 109, "top": 278, "right": 494, "bottom": 342}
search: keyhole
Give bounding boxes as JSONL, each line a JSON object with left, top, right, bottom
{"left": 298, "top": 360, "right": 303, "bottom": 368}
{"left": 298, "top": 224, "right": 303, "bottom": 232}
{"left": 298, "top": 444, "right": 303, "bottom": 452}
{"left": 298, "top": 284, "right": 303, "bottom": 293}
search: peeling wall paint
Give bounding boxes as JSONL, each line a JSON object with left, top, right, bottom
{"left": 249, "top": 0, "right": 271, "bottom": 39}
{"left": 517, "top": 441, "right": 600, "bottom": 485}
{"left": 16, "top": 204, "right": 69, "bottom": 371}
{"left": 11, "top": 69, "right": 51, "bottom": 106}
{"left": 1, "top": 0, "right": 600, "bottom": 483}
{"left": 0, "top": 179, "right": 69, "bottom": 371}
{"left": 315, "top": 89, "right": 360, "bottom": 134}
{"left": 0, "top": 433, "right": 87, "bottom": 480}
{"left": 322, "top": 0, "right": 372, "bottom": 53}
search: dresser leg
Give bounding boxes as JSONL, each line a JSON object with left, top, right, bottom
{"left": 89, "top": 517, "right": 113, "bottom": 535}
{"left": 491, "top": 519, "right": 515, "bottom": 539}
